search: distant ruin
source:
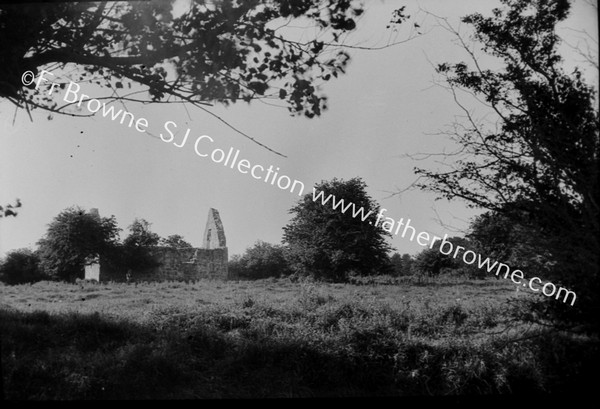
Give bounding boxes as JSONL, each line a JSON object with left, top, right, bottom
{"left": 85, "top": 208, "right": 229, "bottom": 282}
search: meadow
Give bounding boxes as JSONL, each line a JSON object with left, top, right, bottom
{"left": 1, "top": 276, "right": 597, "bottom": 399}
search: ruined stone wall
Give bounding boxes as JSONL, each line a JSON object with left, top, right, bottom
{"left": 203, "top": 208, "right": 226, "bottom": 249}
{"left": 84, "top": 207, "right": 230, "bottom": 282}
{"left": 97, "top": 246, "right": 229, "bottom": 282}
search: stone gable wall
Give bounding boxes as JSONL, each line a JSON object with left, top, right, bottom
{"left": 203, "top": 208, "right": 227, "bottom": 249}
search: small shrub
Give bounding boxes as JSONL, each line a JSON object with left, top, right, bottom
{"left": 0, "top": 248, "right": 47, "bottom": 284}
{"left": 229, "top": 241, "right": 291, "bottom": 279}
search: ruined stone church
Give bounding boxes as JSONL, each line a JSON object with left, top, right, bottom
{"left": 85, "top": 208, "right": 229, "bottom": 282}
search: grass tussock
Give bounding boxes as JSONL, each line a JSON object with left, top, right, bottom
{"left": 0, "top": 278, "right": 598, "bottom": 398}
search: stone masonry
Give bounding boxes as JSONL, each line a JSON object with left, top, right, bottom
{"left": 85, "top": 208, "right": 229, "bottom": 282}
{"left": 203, "top": 208, "right": 226, "bottom": 249}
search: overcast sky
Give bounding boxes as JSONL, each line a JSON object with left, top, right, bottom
{"left": 1, "top": 0, "right": 598, "bottom": 259}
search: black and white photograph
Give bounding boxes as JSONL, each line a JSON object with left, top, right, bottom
{"left": 0, "top": 0, "right": 598, "bottom": 400}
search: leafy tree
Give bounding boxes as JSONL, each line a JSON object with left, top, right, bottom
{"left": 229, "top": 240, "right": 290, "bottom": 279}
{"left": 413, "top": 247, "right": 449, "bottom": 278}
{"left": 0, "top": 248, "right": 46, "bottom": 284}
{"left": 0, "top": 1, "right": 382, "bottom": 153}
{"left": 37, "top": 206, "right": 120, "bottom": 281}
{"left": 390, "top": 252, "right": 414, "bottom": 276}
{"left": 160, "top": 234, "right": 192, "bottom": 249}
{"left": 400, "top": 253, "right": 414, "bottom": 276}
{"left": 390, "top": 252, "right": 403, "bottom": 276}
{"left": 227, "top": 254, "right": 244, "bottom": 278}
{"left": 412, "top": 236, "right": 475, "bottom": 277}
{"left": 108, "top": 218, "right": 162, "bottom": 273}
{"left": 466, "top": 212, "right": 517, "bottom": 265}
{"left": 283, "top": 177, "right": 392, "bottom": 281}
{"left": 416, "top": 0, "right": 599, "bottom": 327}
{"left": 467, "top": 211, "right": 556, "bottom": 279}
{"left": 123, "top": 218, "right": 161, "bottom": 247}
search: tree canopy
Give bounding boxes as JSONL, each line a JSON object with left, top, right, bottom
{"left": 160, "top": 234, "right": 192, "bottom": 248}
{"left": 229, "top": 240, "right": 290, "bottom": 279}
{"left": 123, "top": 218, "right": 161, "bottom": 247}
{"left": 412, "top": 236, "right": 479, "bottom": 278}
{"left": 466, "top": 210, "right": 556, "bottom": 279}
{"left": 416, "top": 0, "right": 599, "bottom": 327}
{"left": 37, "top": 206, "right": 121, "bottom": 281}
{"left": 0, "top": 248, "right": 46, "bottom": 285}
{"left": 1, "top": 1, "right": 371, "bottom": 134}
{"left": 283, "top": 177, "right": 392, "bottom": 281}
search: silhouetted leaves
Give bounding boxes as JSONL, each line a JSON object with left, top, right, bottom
{"left": 0, "top": 1, "right": 364, "bottom": 119}
{"left": 0, "top": 199, "right": 22, "bottom": 218}
{"left": 416, "top": 0, "right": 599, "bottom": 328}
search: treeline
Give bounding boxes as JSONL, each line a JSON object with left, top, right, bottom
{"left": 231, "top": 176, "right": 559, "bottom": 283}
{"left": 230, "top": 210, "right": 544, "bottom": 282}
{"left": 0, "top": 207, "right": 191, "bottom": 284}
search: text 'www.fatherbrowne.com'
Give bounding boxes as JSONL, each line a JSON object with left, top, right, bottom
{"left": 311, "top": 188, "right": 577, "bottom": 306}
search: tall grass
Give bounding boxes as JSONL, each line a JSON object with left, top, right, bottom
{"left": 1, "top": 278, "right": 597, "bottom": 398}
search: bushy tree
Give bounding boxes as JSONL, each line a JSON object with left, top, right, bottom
{"left": 390, "top": 253, "right": 403, "bottom": 276}
{"left": 400, "top": 253, "right": 414, "bottom": 276}
{"left": 283, "top": 177, "right": 393, "bottom": 281}
{"left": 114, "top": 218, "right": 162, "bottom": 272}
{"left": 37, "top": 206, "right": 120, "bottom": 281}
{"left": 123, "top": 218, "right": 161, "bottom": 247}
{"left": 390, "top": 252, "right": 414, "bottom": 276}
{"left": 0, "top": 248, "right": 46, "bottom": 284}
{"left": 467, "top": 211, "right": 556, "bottom": 279}
{"left": 160, "top": 234, "right": 192, "bottom": 249}
{"left": 413, "top": 247, "right": 450, "bottom": 278}
{"left": 229, "top": 240, "right": 290, "bottom": 279}
{"left": 412, "top": 237, "right": 453, "bottom": 277}
{"left": 416, "top": 0, "right": 599, "bottom": 327}
{"left": 412, "top": 236, "right": 482, "bottom": 278}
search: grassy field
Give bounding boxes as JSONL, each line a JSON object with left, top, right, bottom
{"left": 1, "top": 276, "right": 598, "bottom": 399}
